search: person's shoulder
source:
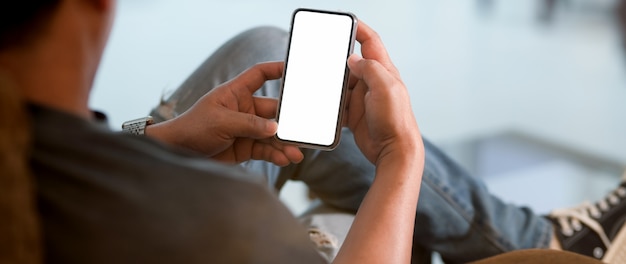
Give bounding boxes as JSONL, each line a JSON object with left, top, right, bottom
{"left": 30, "top": 106, "right": 325, "bottom": 263}
{"left": 28, "top": 103, "right": 266, "bottom": 185}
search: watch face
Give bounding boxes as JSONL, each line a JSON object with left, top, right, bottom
{"left": 122, "top": 116, "right": 153, "bottom": 135}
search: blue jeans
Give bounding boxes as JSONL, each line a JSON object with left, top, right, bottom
{"left": 150, "top": 26, "right": 553, "bottom": 263}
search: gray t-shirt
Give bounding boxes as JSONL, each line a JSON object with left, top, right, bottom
{"left": 29, "top": 104, "right": 325, "bottom": 264}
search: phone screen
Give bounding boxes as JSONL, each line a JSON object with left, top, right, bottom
{"left": 276, "top": 9, "right": 357, "bottom": 149}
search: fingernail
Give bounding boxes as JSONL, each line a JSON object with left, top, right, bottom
{"left": 348, "top": 54, "right": 362, "bottom": 66}
{"left": 267, "top": 120, "right": 278, "bottom": 134}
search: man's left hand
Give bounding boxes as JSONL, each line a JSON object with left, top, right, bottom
{"left": 146, "top": 61, "right": 304, "bottom": 167}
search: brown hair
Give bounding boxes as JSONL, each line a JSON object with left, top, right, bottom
{"left": 0, "top": 1, "right": 60, "bottom": 50}
{"left": 0, "top": 74, "right": 41, "bottom": 263}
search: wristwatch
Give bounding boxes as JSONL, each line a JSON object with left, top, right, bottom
{"left": 121, "top": 116, "right": 154, "bottom": 135}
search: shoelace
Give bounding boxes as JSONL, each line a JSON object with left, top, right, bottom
{"left": 549, "top": 184, "right": 626, "bottom": 249}
{"left": 307, "top": 228, "right": 338, "bottom": 248}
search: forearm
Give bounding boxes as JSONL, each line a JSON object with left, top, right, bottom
{"left": 333, "top": 142, "right": 424, "bottom": 264}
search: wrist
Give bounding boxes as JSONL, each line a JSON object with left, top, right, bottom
{"left": 121, "top": 116, "right": 154, "bottom": 136}
{"left": 376, "top": 136, "right": 423, "bottom": 168}
{"left": 143, "top": 120, "right": 176, "bottom": 146}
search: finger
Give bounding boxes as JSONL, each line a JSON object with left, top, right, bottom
{"left": 347, "top": 54, "right": 395, "bottom": 91}
{"left": 270, "top": 146, "right": 291, "bottom": 167}
{"left": 348, "top": 73, "right": 359, "bottom": 90}
{"left": 253, "top": 97, "right": 279, "bottom": 119}
{"left": 345, "top": 79, "right": 367, "bottom": 129}
{"left": 342, "top": 87, "right": 354, "bottom": 127}
{"left": 251, "top": 143, "right": 288, "bottom": 167}
{"left": 273, "top": 142, "right": 304, "bottom": 164}
{"left": 250, "top": 142, "right": 302, "bottom": 167}
{"left": 257, "top": 138, "right": 304, "bottom": 164}
{"left": 355, "top": 20, "right": 400, "bottom": 76}
{"left": 229, "top": 61, "right": 285, "bottom": 94}
{"left": 227, "top": 111, "right": 278, "bottom": 139}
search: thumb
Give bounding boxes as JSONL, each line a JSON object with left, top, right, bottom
{"left": 347, "top": 53, "right": 366, "bottom": 78}
{"left": 228, "top": 111, "right": 278, "bottom": 139}
{"left": 347, "top": 53, "right": 394, "bottom": 93}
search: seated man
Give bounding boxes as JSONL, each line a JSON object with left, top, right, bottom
{"left": 0, "top": 0, "right": 622, "bottom": 264}
{"left": 0, "top": 0, "right": 424, "bottom": 263}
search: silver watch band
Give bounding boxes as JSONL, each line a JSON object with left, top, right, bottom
{"left": 121, "top": 116, "right": 154, "bottom": 135}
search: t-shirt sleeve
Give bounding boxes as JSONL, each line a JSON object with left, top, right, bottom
{"left": 207, "top": 182, "right": 328, "bottom": 264}
{"left": 32, "top": 105, "right": 327, "bottom": 264}
{"left": 39, "top": 161, "right": 326, "bottom": 264}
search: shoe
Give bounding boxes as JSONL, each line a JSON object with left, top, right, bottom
{"left": 547, "top": 171, "right": 626, "bottom": 263}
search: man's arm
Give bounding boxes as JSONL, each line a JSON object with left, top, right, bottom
{"left": 333, "top": 21, "right": 424, "bottom": 264}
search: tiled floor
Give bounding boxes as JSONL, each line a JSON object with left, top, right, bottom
{"left": 91, "top": 0, "right": 626, "bottom": 214}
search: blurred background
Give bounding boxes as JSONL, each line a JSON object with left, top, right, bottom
{"left": 91, "top": 0, "right": 626, "bottom": 218}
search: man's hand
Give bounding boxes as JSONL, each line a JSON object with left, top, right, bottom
{"left": 344, "top": 21, "right": 422, "bottom": 165}
{"left": 334, "top": 21, "right": 425, "bottom": 264}
{"left": 146, "top": 62, "right": 304, "bottom": 167}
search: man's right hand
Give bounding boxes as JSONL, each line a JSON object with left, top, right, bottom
{"left": 335, "top": 21, "right": 425, "bottom": 264}
{"left": 344, "top": 21, "right": 422, "bottom": 166}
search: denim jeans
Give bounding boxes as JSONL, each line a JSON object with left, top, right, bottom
{"left": 149, "top": 26, "right": 553, "bottom": 263}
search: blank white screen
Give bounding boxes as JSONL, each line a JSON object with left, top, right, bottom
{"left": 277, "top": 11, "right": 354, "bottom": 147}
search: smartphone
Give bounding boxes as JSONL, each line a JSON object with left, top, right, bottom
{"left": 275, "top": 8, "right": 358, "bottom": 150}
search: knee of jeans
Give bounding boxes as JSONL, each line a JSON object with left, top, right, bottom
{"left": 235, "top": 26, "right": 288, "bottom": 48}
{"left": 243, "top": 26, "right": 288, "bottom": 37}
